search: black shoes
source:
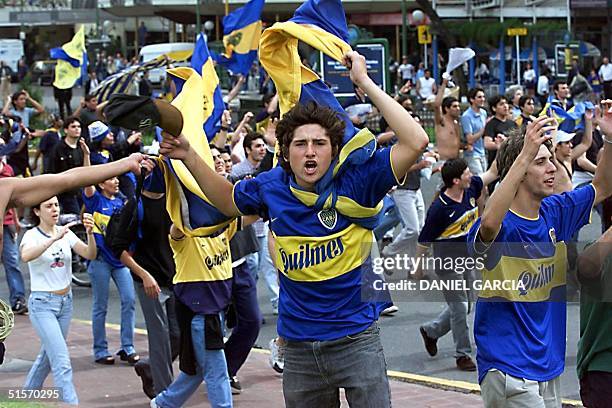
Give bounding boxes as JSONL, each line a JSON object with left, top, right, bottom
{"left": 230, "top": 376, "right": 242, "bottom": 395}
{"left": 95, "top": 355, "right": 115, "bottom": 365}
{"left": 456, "top": 356, "right": 477, "bottom": 371}
{"left": 117, "top": 350, "right": 140, "bottom": 365}
{"left": 419, "top": 326, "right": 438, "bottom": 357}
{"left": 12, "top": 299, "right": 28, "bottom": 315}
{"left": 135, "top": 360, "right": 156, "bottom": 399}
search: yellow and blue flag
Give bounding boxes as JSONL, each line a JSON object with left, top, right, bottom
{"left": 50, "top": 26, "right": 86, "bottom": 89}
{"left": 170, "top": 34, "right": 225, "bottom": 141}
{"left": 158, "top": 61, "right": 232, "bottom": 237}
{"left": 540, "top": 99, "right": 594, "bottom": 133}
{"left": 259, "top": 0, "right": 380, "bottom": 228}
{"left": 216, "top": 0, "right": 264, "bottom": 76}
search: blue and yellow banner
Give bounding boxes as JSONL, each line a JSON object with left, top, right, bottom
{"left": 217, "top": 0, "right": 264, "bottom": 76}
{"left": 259, "top": 0, "right": 380, "bottom": 228}
{"left": 159, "top": 66, "right": 232, "bottom": 237}
{"left": 170, "top": 34, "right": 224, "bottom": 141}
{"left": 540, "top": 99, "right": 594, "bottom": 133}
{"left": 50, "top": 26, "right": 86, "bottom": 89}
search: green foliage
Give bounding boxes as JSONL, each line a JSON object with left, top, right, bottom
{"left": 445, "top": 19, "right": 566, "bottom": 46}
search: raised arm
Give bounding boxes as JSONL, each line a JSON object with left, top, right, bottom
{"left": 576, "top": 152, "right": 597, "bottom": 173}
{"left": 433, "top": 77, "right": 448, "bottom": 125}
{"left": 479, "top": 158, "right": 499, "bottom": 187}
{"left": 344, "top": 51, "right": 428, "bottom": 178}
{"left": 25, "top": 91, "right": 45, "bottom": 115}
{"left": 159, "top": 133, "right": 240, "bottom": 217}
{"left": 571, "top": 110, "right": 594, "bottom": 161}
{"left": 226, "top": 75, "right": 246, "bottom": 104}
{"left": 72, "top": 213, "right": 97, "bottom": 260}
{"left": 478, "top": 116, "right": 556, "bottom": 242}
{"left": 8, "top": 153, "right": 147, "bottom": 209}
{"left": 212, "top": 110, "right": 232, "bottom": 149}
{"left": 593, "top": 100, "right": 612, "bottom": 205}
{"left": 2, "top": 95, "right": 11, "bottom": 115}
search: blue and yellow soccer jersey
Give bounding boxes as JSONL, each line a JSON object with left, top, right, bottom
{"left": 82, "top": 190, "right": 125, "bottom": 269}
{"left": 418, "top": 176, "right": 483, "bottom": 264}
{"left": 467, "top": 184, "right": 596, "bottom": 383}
{"left": 233, "top": 147, "right": 402, "bottom": 341}
{"left": 171, "top": 220, "right": 238, "bottom": 315}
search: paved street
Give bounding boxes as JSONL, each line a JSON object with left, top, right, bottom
{"left": 0, "top": 313, "right": 488, "bottom": 407}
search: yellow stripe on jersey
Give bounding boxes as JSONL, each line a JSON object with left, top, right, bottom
{"left": 274, "top": 224, "right": 372, "bottom": 282}
{"left": 289, "top": 187, "right": 384, "bottom": 219}
{"left": 332, "top": 128, "right": 376, "bottom": 177}
{"left": 479, "top": 242, "right": 567, "bottom": 302}
{"left": 171, "top": 220, "right": 238, "bottom": 284}
{"left": 437, "top": 207, "right": 479, "bottom": 240}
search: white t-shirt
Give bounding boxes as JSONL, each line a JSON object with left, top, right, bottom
{"left": 398, "top": 63, "right": 414, "bottom": 81}
{"left": 599, "top": 63, "right": 612, "bottom": 82}
{"left": 523, "top": 69, "right": 536, "bottom": 83}
{"left": 20, "top": 227, "right": 79, "bottom": 292}
{"left": 537, "top": 75, "right": 549, "bottom": 96}
{"left": 418, "top": 77, "right": 436, "bottom": 99}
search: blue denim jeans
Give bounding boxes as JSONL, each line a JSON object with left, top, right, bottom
{"left": 87, "top": 258, "right": 136, "bottom": 360}
{"left": 24, "top": 291, "right": 78, "bottom": 405}
{"left": 154, "top": 313, "right": 232, "bottom": 408}
{"left": 283, "top": 322, "right": 391, "bottom": 408}
{"left": 246, "top": 225, "right": 279, "bottom": 308}
{"left": 2, "top": 227, "right": 26, "bottom": 307}
{"left": 374, "top": 206, "right": 401, "bottom": 242}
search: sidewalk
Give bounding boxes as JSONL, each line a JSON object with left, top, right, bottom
{"left": 0, "top": 315, "right": 485, "bottom": 407}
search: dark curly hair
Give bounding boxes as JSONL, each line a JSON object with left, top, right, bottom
{"left": 275, "top": 102, "right": 345, "bottom": 172}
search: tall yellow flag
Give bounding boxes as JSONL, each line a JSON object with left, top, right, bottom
{"left": 52, "top": 26, "right": 86, "bottom": 89}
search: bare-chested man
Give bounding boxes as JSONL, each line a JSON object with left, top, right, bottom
{"left": 432, "top": 75, "right": 462, "bottom": 161}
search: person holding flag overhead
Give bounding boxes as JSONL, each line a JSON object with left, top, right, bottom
{"left": 156, "top": 2, "right": 428, "bottom": 406}
{"left": 50, "top": 26, "right": 87, "bottom": 97}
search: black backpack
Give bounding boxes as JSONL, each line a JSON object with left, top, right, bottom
{"left": 105, "top": 173, "right": 145, "bottom": 259}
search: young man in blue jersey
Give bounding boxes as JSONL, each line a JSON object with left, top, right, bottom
{"left": 468, "top": 101, "right": 612, "bottom": 407}
{"left": 415, "top": 157, "right": 498, "bottom": 372}
{"left": 159, "top": 50, "right": 428, "bottom": 407}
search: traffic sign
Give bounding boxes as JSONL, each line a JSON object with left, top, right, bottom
{"left": 417, "top": 25, "right": 432, "bottom": 45}
{"left": 507, "top": 27, "right": 527, "bottom": 37}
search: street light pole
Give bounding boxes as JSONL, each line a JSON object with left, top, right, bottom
{"left": 96, "top": 0, "right": 100, "bottom": 38}
{"left": 196, "top": 0, "right": 201, "bottom": 34}
{"left": 401, "top": 0, "right": 407, "bottom": 58}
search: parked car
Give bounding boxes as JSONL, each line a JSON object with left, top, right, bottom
{"left": 30, "top": 60, "right": 56, "bottom": 86}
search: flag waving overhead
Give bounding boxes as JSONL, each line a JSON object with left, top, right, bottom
{"left": 158, "top": 65, "right": 232, "bottom": 237}
{"left": 169, "top": 34, "right": 225, "bottom": 141}
{"left": 50, "top": 26, "right": 86, "bottom": 89}
{"left": 219, "top": 0, "right": 264, "bottom": 76}
{"left": 259, "top": 0, "right": 381, "bottom": 228}
{"left": 539, "top": 100, "right": 594, "bottom": 133}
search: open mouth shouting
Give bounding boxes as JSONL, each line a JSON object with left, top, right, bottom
{"left": 304, "top": 160, "right": 318, "bottom": 176}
